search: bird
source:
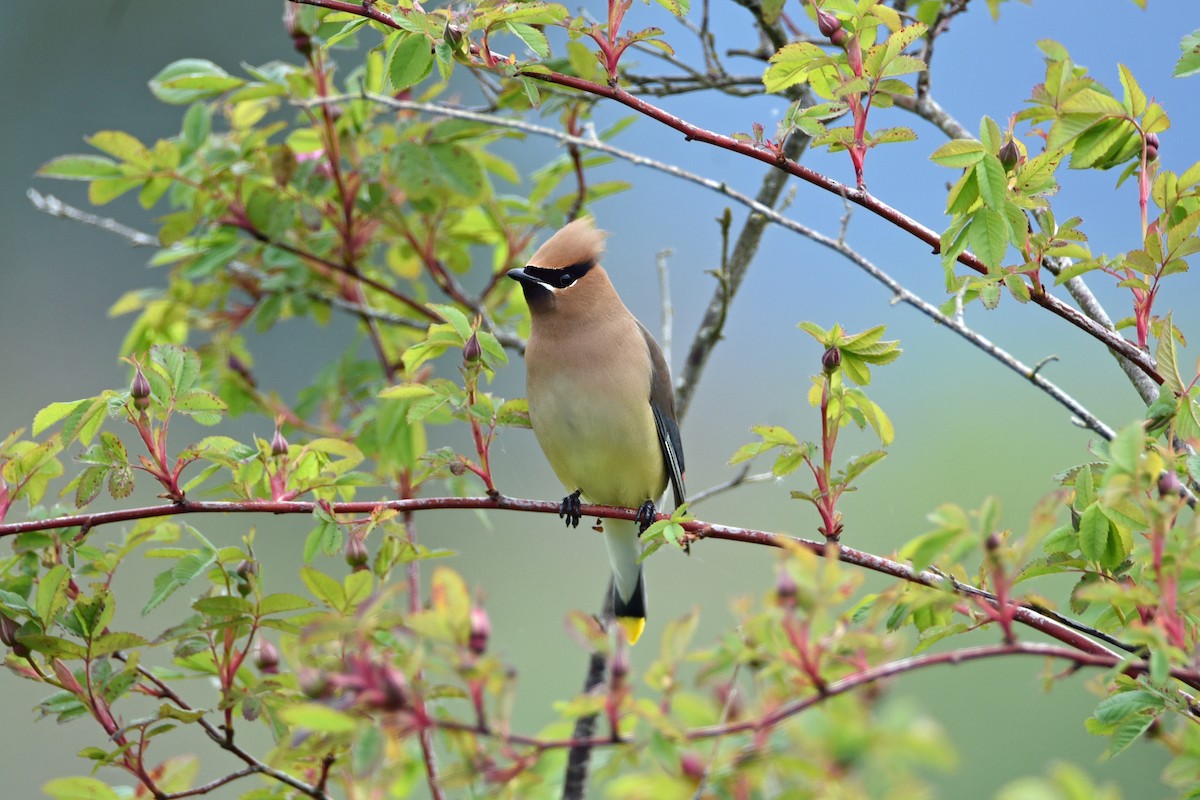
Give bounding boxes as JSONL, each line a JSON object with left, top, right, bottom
{"left": 508, "top": 217, "right": 685, "bottom": 645}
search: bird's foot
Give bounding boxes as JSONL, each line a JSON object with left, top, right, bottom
{"left": 635, "top": 500, "right": 657, "bottom": 534}
{"left": 559, "top": 489, "right": 583, "bottom": 528}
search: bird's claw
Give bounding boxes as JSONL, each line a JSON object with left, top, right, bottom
{"left": 635, "top": 500, "right": 657, "bottom": 534}
{"left": 559, "top": 489, "right": 583, "bottom": 528}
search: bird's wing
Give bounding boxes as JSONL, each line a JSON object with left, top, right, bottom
{"left": 639, "top": 322, "right": 686, "bottom": 508}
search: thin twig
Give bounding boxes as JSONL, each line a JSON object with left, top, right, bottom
{"left": 686, "top": 640, "right": 1198, "bottom": 741}
{"left": 113, "top": 653, "right": 330, "bottom": 799}
{"left": 686, "top": 464, "right": 776, "bottom": 506}
{"left": 306, "top": 96, "right": 1117, "bottom": 441}
{"left": 656, "top": 248, "right": 674, "bottom": 369}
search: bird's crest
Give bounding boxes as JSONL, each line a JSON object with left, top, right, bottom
{"left": 528, "top": 217, "right": 608, "bottom": 269}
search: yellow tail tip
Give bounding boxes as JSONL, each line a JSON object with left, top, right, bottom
{"left": 617, "top": 616, "right": 646, "bottom": 645}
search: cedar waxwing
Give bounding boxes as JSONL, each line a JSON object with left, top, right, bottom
{"left": 508, "top": 218, "right": 685, "bottom": 645}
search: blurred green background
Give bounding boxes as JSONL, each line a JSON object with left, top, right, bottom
{"left": 2, "top": 1, "right": 1198, "bottom": 797}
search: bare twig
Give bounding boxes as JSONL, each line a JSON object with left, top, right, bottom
{"left": 656, "top": 248, "right": 674, "bottom": 369}
{"left": 114, "top": 654, "right": 330, "bottom": 799}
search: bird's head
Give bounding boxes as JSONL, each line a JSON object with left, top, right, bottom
{"left": 507, "top": 217, "right": 611, "bottom": 314}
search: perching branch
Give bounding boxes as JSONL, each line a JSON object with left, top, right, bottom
{"left": 1, "top": 494, "right": 1152, "bottom": 678}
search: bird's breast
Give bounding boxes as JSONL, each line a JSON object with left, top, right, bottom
{"left": 526, "top": 332, "right": 666, "bottom": 508}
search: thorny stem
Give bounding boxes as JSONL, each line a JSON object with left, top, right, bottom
{"left": 685, "top": 641, "right": 1197, "bottom": 741}
{"left": 0, "top": 495, "right": 1158, "bottom": 677}
{"left": 283, "top": 0, "right": 1166, "bottom": 384}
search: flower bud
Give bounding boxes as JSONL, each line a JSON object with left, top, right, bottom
{"left": 377, "top": 665, "right": 409, "bottom": 711}
{"left": 345, "top": 536, "right": 369, "bottom": 571}
{"left": 283, "top": 4, "right": 312, "bottom": 57}
{"left": 998, "top": 137, "right": 1021, "bottom": 171}
{"left": 1158, "top": 470, "right": 1182, "bottom": 498}
{"left": 775, "top": 566, "right": 797, "bottom": 611}
{"left": 254, "top": 638, "right": 280, "bottom": 674}
{"left": 463, "top": 332, "right": 482, "bottom": 365}
{"left": 680, "top": 751, "right": 706, "bottom": 782}
{"left": 130, "top": 363, "right": 152, "bottom": 410}
{"left": 821, "top": 345, "right": 841, "bottom": 373}
{"left": 1145, "top": 132, "right": 1159, "bottom": 162}
{"left": 270, "top": 425, "right": 289, "bottom": 457}
{"left": 0, "top": 615, "right": 29, "bottom": 657}
{"left": 816, "top": 9, "right": 846, "bottom": 45}
{"left": 299, "top": 668, "right": 331, "bottom": 699}
{"left": 449, "top": 460, "right": 467, "bottom": 477}
{"left": 236, "top": 559, "right": 259, "bottom": 580}
{"left": 469, "top": 605, "right": 490, "bottom": 656}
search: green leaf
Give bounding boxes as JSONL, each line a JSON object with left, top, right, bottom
{"left": 90, "top": 632, "right": 149, "bottom": 657}
{"left": 86, "top": 130, "right": 152, "bottom": 166}
{"left": 969, "top": 208, "right": 1010, "bottom": 270}
{"left": 258, "top": 593, "right": 313, "bottom": 615}
{"left": 37, "top": 564, "right": 71, "bottom": 626}
{"left": 388, "top": 32, "right": 434, "bottom": 91}
{"left": 280, "top": 702, "right": 359, "bottom": 734}
{"left": 974, "top": 154, "right": 1008, "bottom": 210}
{"left": 763, "top": 42, "right": 824, "bottom": 93}
{"left": 74, "top": 466, "right": 107, "bottom": 508}
{"left": 301, "top": 566, "right": 346, "bottom": 610}
{"left": 506, "top": 22, "right": 550, "bottom": 59}
{"left": 193, "top": 596, "right": 253, "bottom": 617}
{"left": 1174, "top": 29, "right": 1200, "bottom": 78}
{"left": 1094, "top": 690, "right": 1163, "bottom": 725}
{"left": 42, "top": 776, "right": 122, "bottom": 800}
{"left": 37, "top": 155, "right": 123, "bottom": 181}
{"left": 149, "top": 59, "right": 244, "bottom": 104}
{"left": 929, "top": 139, "right": 985, "bottom": 168}
{"left": 1108, "top": 423, "right": 1143, "bottom": 475}
{"left": 1078, "top": 503, "right": 1122, "bottom": 569}
{"left": 1155, "top": 312, "right": 1185, "bottom": 395}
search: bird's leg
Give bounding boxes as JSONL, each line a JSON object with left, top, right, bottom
{"left": 635, "top": 500, "right": 657, "bottom": 534}
{"left": 559, "top": 489, "right": 583, "bottom": 528}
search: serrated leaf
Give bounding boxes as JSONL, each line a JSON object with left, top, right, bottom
{"left": 388, "top": 32, "right": 434, "bottom": 91}
{"left": 929, "top": 139, "right": 985, "bottom": 168}
{"left": 42, "top": 776, "right": 122, "bottom": 800}
{"left": 149, "top": 59, "right": 243, "bottom": 104}
{"left": 280, "top": 702, "right": 359, "bottom": 734}
{"left": 301, "top": 566, "right": 346, "bottom": 610}
{"left": 37, "top": 155, "right": 123, "bottom": 181}
{"left": 969, "top": 208, "right": 1010, "bottom": 270}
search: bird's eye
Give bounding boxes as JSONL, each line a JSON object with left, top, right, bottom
{"left": 559, "top": 273, "right": 573, "bottom": 287}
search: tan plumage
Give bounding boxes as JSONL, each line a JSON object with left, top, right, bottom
{"left": 509, "top": 218, "right": 685, "bottom": 645}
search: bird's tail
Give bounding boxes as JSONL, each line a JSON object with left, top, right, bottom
{"left": 604, "top": 520, "right": 647, "bottom": 644}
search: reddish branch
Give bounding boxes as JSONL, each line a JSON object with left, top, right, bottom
{"left": 286, "top": 0, "right": 1163, "bottom": 387}
{"left": 423, "top": 640, "right": 1188, "bottom": 750}
{"left": 686, "top": 640, "right": 1190, "bottom": 740}
{"left": 2, "top": 493, "right": 1165, "bottom": 678}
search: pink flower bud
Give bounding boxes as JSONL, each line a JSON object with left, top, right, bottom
{"left": 463, "top": 332, "right": 482, "bottom": 365}
{"left": 469, "top": 605, "right": 490, "bottom": 656}
{"left": 1158, "top": 470, "right": 1182, "bottom": 497}
{"left": 270, "top": 425, "right": 289, "bottom": 457}
{"left": 680, "top": 751, "right": 706, "bottom": 781}
{"left": 821, "top": 346, "right": 841, "bottom": 373}
{"left": 345, "top": 536, "right": 369, "bottom": 570}
{"left": 816, "top": 9, "right": 847, "bottom": 46}
{"left": 775, "top": 567, "right": 797, "bottom": 611}
{"left": 130, "top": 364, "right": 152, "bottom": 410}
{"left": 254, "top": 638, "right": 280, "bottom": 674}
{"left": 998, "top": 138, "right": 1021, "bottom": 171}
